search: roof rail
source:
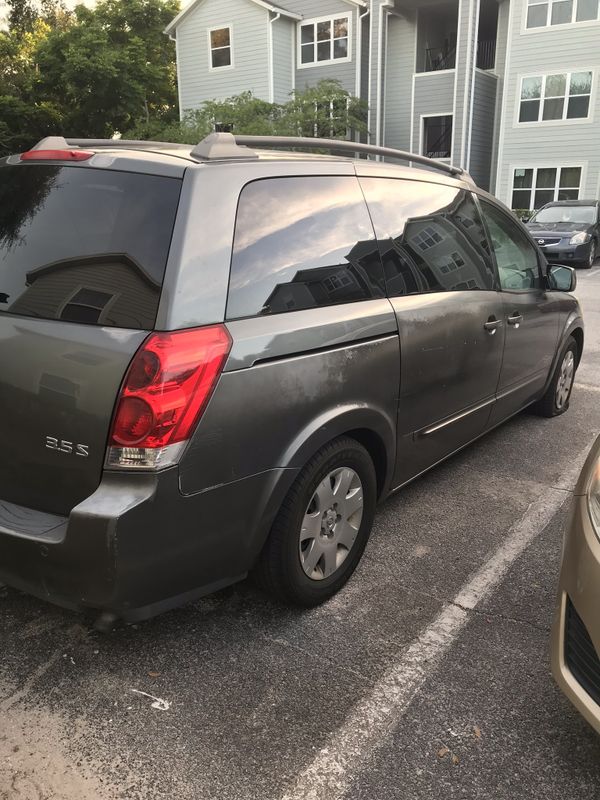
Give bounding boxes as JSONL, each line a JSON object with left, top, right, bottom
{"left": 29, "top": 136, "right": 193, "bottom": 152}
{"left": 232, "top": 135, "right": 466, "bottom": 177}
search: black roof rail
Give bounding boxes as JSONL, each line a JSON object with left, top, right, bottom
{"left": 232, "top": 135, "right": 466, "bottom": 177}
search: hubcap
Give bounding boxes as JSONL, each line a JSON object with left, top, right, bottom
{"left": 299, "top": 467, "right": 364, "bottom": 581}
{"left": 556, "top": 350, "right": 575, "bottom": 410}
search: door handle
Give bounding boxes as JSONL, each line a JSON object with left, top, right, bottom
{"left": 484, "top": 318, "right": 502, "bottom": 334}
{"left": 507, "top": 313, "right": 523, "bottom": 327}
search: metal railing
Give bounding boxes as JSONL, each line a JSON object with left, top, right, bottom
{"left": 424, "top": 46, "right": 456, "bottom": 72}
{"left": 476, "top": 39, "right": 496, "bottom": 70}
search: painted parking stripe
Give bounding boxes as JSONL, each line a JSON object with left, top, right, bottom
{"left": 576, "top": 383, "right": 600, "bottom": 394}
{"left": 279, "top": 442, "right": 592, "bottom": 800}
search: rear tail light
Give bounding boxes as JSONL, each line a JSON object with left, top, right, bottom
{"left": 106, "top": 325, "right": 232, "bottom": 470}
{"left": 21, "top": 149, "right": 94, "bottom": 161}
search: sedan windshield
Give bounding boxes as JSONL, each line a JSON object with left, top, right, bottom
{"left": 531, "top": 205, "right": 597, "bottom": 225}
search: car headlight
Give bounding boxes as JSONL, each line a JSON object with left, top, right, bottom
{"left": 587, "top": 456, "right": 600, "bottom": 532}
{"left": 570, "top": 231, "right": 592, "bottom": 245}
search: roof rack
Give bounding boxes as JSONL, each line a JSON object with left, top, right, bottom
{"left": 232, "top": 135, "right": 466, "bottom": 177}
{"left": 27, "top": 134, "right": 467, "bottom": 178}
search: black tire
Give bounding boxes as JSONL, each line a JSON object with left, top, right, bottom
{"left": 254, "top": 436, "right": 377, "bottom": 607}
{"left": 533, "top": 336, "right": 578, "bottom": 418}
{"left": 581, "top": 240, "right": 596, "bottom": 269}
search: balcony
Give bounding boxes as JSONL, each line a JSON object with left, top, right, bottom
{"left": 416, "top": 1, "right": 458, "bottom": 74}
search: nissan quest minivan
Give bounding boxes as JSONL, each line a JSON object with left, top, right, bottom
{"left": 0, "top": 133, "right": 583, "bottom": 623}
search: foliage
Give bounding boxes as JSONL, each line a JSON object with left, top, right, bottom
{"left": 126, "top": 80, "right": 369, "bottom": 143}
{"left": 0, "top": 0, "right": 180, "bottom": 151}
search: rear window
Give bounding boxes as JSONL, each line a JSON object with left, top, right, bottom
{"left": 0, "top": 165, "right": 181, "bottom": 329}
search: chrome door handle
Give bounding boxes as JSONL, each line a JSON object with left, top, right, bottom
{"left": 507, "top": 313, "right": 523, "bottom": 327}
{"left": 484, "top": 318, "right": 502, "bottom": 334}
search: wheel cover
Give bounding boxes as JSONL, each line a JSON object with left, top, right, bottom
{"left": 556, "top": 350, "right": 575, "bottom": 410}
{"left": 299, "top": 467, "right": 364, "bottom": 581}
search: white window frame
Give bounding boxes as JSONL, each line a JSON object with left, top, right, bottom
{"left": 516, "top": 70, "right": 594, "bottom": 126}
{"left": 297, "top": 13, "right": 352, "bottom": 69}
{"left": 419, "top": 113, "right": 454, "bottom": 164}
{"left": 207, "top": 24, "right": 234, "bottom": 72}
{"left": 510, "top": 164, "right": 585, "bottom": 211}
{"left": 523, "top": 0, "right": 600, "bottom": 31}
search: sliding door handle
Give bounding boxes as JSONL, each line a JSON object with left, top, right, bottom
{"left": 484, "top": 318, "right": 502, "bottom": 334}
{"left": 507, "top": 313, "right": 523, "bottom": 327}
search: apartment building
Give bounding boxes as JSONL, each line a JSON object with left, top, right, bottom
{"left": 165, "top": 0, "right": 600, "bottom": 207}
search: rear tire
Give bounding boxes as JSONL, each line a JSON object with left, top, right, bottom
{"left": 254, "top": 437, "right": 377, "bottom": 607}
{"left": 533, "top": 336, "right": 577, "bottom": 418}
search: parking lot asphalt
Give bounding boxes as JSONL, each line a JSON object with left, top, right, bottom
{"left": 2, "top": 266, "right": 600, "bottom": 800}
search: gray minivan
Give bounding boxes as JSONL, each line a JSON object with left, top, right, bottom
{"left": 0, "top": 133, "right": 583, "bottom": 623}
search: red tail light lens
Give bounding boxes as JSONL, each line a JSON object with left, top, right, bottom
{"left": 21, "top": 149, "right": 94, "bottom": 161}
{"left": 107, "top": 325, "right": 232, "bottom": 469}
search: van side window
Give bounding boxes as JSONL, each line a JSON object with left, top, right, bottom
{"left": 478, "top": 200, "right": 541, "bottom": 291}
{"left": 226, "top": 176, "right": 385, "bottom": 320}
{"left": 359, "top": 177, "right": 496, "bottom": 296}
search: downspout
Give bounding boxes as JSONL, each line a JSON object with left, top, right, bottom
{"left": 355, "top": 5, "right": 370, "bottom": 142}
{"left": 376, "top": 2, "right": 394, "bottom": 148}
{"left": 356, "top": 6, "right": 370, "bottom": 99}
{"left": 269, "top": 12, "right": 281, "bottom": 104}
{"left": 168, "top": 30, "right": 184, "bottom": 122}
{"left": 367, "top": 3, "right": 375, "bottom": 143}
{"left": 466, "top": 0, "right": 480, "bottom": 172}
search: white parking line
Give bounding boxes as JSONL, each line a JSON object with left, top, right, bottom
{"left": 279, "top": 443, "right": 592, "bottom": 800}
{"left": 576, "top": 383, "right": 600, "bottom": 394}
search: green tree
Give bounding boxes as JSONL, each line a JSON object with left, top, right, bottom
{"left": 36, "top": 0, "right": 179, "bottom": 137}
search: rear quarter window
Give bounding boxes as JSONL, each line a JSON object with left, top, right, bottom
{"left": 226, "top": 175, "right": 385, "bottom": 320}
{"left": 0, "top": 165, "right": 182, "bottom": 330}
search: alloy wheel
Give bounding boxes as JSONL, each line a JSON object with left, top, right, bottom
{"left": 556, "top": 350, "right": 575, "bottom": 410}
{"left": 299, "top": 467, "right": 364, "bottom": 581}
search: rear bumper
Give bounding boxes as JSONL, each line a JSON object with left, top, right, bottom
{"left": 0, "top": 466, "right": 295, "bottom": 620}
{"left": 543, "top": 241, "right": 594, "bottom": 264}
{"left": 551, "top": 494, "right": 600, "bottom": 733}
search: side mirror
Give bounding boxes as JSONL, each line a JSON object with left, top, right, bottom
{"left": 547, "top": 264, "right": 577, "bottom": 293}
{"left": 521, "top": 216, "right": 530, "bottom": 224}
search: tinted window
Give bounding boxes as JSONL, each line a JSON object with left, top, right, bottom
{"left": 226, "top": 176, "right": 384, "bottom": 320}
{"left": 360, "top": 178, "right": 496, "bottom": 295}
{"left": 479, "top": 200, "right": 541, "bottom": 291}
{"left": 0, "top": 165, "right": 181, "bottom": 329}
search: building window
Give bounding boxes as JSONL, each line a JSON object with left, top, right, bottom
{"left": 209, "top": 26, "right": 232, "bottom": 69}
{"left": 526, "top": 0, "right": 600, "bottom": 28}
{"left": 519, "top": 72, "right": 592, "bottom": 122}
{"left": 60, "top": 288, "right": 114, "bottom": 324}
{"left": 511, "top": 166, "right": 582, "bottom": 210}
{"left": 299, "top": 15, "right": 350, "bottom": 67}
{"left": 422, "top": 115, "right": 453, "bottom": 160}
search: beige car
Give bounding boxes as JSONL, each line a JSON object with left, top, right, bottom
{"left": 552, "top": 435, "right": 600, "bottom": 733}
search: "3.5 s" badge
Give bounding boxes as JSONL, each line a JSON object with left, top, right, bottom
{"left": 45, "top": 436, "right": 89, "bottom": 457}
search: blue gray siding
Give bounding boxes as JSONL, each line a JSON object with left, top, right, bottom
{"left": 175, "top": 0, "right": 270, "bottom": 111}
{"left": 469, "top": 70, "right": 498, "bottom": 190}
{"left": 383, "top": 12, "right": 416, "bottom": 151}
{"left": 412, "top": 71, "right": 455, "bottom": 155}
{"left": 495, "top": 3, "right": 600, "bottom": 205}
{"left": 271, "top": 15, "right": 295, "bottom": 103}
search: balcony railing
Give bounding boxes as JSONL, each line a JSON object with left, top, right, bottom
{"left": 476, "top": 39, "right": 496, "bottom": 70}
{"left": 424, "top": 46, "right": 456, "bottom": 72}
{"left": 424, "top": 127, "right": 452, "bottom": 160}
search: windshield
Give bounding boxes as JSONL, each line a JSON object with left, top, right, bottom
{"left": 0, "top": 164, "right": 181, "bottom": 329}
{"left": 531, "top": 205, "right": 597, "bottom": 225}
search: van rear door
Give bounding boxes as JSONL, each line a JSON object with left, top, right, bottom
{"left": 0, "top": 162, "right": 182, "bottom": 515}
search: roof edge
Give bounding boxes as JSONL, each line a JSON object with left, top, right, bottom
{"left": 164, "top": 0, "right": 301, "bottom": 34}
